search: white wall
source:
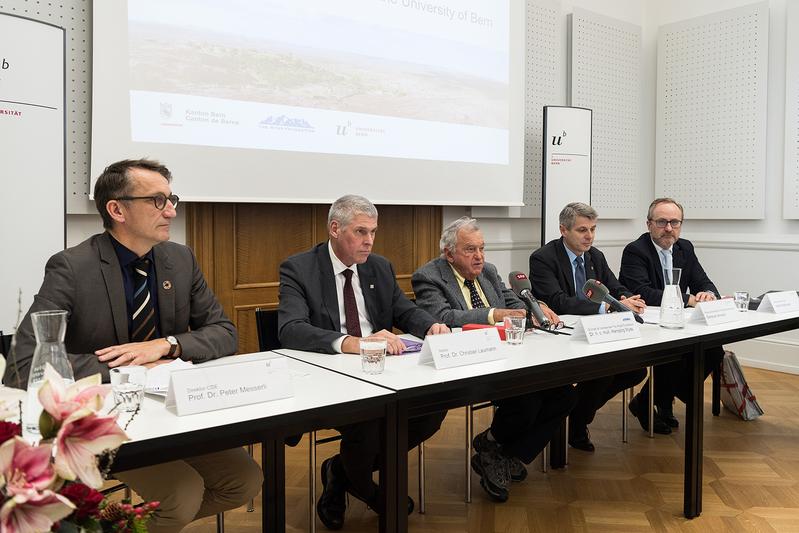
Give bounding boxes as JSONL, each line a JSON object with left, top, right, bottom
{"left": 454, "top": 0, "right": 798, "bottom": 373}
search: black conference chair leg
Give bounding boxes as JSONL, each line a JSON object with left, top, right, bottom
{"left": 648, "top": 366, "right": 655, "bottom": 438}
{"left": 309, "top": 431, "right": 317, "bottom": 533}
{"left": 418, "top": 442, "right": 425, "bottom": 514}
{"left": 712, "top": 364, "right": 721, "bottom": 416}
{"left": 465, "top": 405, "right": 473, "bottom": 503}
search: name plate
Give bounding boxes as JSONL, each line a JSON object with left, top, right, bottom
{"left": 166, "top": 357, "right": 293, "bottom": 416}
{"left": 571, "top": 312, "right": 641, "bottom": 344}
{"left": 418, "top": 328, "right": 504, "bottom": 370}
{"left": 690, "top": 299, "right": 739, "bottom": 325}
{"left": 756, "top": 291, "right": 799, "bottom": 314}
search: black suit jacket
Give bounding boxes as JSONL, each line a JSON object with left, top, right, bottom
{"left": 278, "top": 243, "right": 437, "bottom": 353}
{"left": 619, "top": 233, "right": 719, "bottom": 307}
{"left": 3, "top": 232, "right": 237, "bottom": 387}
{"left": 411, "top": 257, "right": 525, "bottom": 327}
{"left": 529, "top": 238, "right": 632, "bottom": 315}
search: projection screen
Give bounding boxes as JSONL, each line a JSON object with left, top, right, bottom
{"left": 91, "top": 0, "right": 525, "bottom": 206}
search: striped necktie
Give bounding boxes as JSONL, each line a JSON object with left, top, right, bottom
{"left": 130, "top": 257, "right": 157, "bottom": 342}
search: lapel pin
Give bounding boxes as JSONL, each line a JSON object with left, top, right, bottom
{"left": 369, "top": 284, "right": 375, "bottom": 289}
{"left": 163, "top": 280, "right": 172, "bottom": 290}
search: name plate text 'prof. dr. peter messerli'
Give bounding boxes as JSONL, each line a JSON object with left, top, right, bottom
{"left": 166, "top": 356, "right": 294, "bottom": 416}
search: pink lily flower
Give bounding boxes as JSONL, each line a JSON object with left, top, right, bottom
{"left": 38, "top": 365, "right": 109, "bottom": 424}
{"left": 53, "top": 409, "right": 127, "bottom": 489}
{"left": 0, "top": 437, "right": 55, "bottom": 495}
{"left": 0, "top": 489, "right": 75, "bottom": 533}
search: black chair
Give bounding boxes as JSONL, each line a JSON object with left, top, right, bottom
{"left": 0, "top": 331, "right": 12, "bottom": 357}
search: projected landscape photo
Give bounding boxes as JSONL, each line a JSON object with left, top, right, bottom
{"left": 128, "top": 23, "right": 508, "bottom": 130}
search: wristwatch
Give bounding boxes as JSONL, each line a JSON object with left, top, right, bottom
{"left": 166, "top": 335, "right": 179, "bottom": 358}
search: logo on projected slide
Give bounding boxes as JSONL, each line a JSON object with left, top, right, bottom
{"left": 160, "top": 102, "right": 173, "bottom": 120}
{"left": 335, "top": 120, "right": 385, "bottom": 139}
{"left": 336, "top": 121, "right": 351, "bottom": 136}
{"left": 259, "top": 115, "right": 314, "bottom": 133}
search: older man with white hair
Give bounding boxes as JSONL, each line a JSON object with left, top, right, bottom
{"left": 412, "top": 216, "right": 576, "bottom": 503}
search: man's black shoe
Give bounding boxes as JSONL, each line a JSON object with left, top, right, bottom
{"left": 350, "top": 481, "right": 415, "bottom": 515}
{"left": 657, "top": 404, "right": 679, "bottom": 428}
{"left": 568, "top": 428, "right": 595, "bottom": 452}
{"left": 470, "top": 452, "right": 510, "bottom": 502}
{"left": 628, "top": 394, "right": 671, "bottom": 435}
{"left": 317, "top": 456, "right": 347, "bottom": 530}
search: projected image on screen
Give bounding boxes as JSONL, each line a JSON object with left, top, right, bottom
{"left": 127, "top": 0, "right": 509, "bottom": 164}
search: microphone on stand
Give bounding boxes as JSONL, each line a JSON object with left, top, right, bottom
{"left": 508, "top": 271, "right": 552, "bottom": 329}
{"left": 582, "top": 279, "right": 645, "bottom": 324}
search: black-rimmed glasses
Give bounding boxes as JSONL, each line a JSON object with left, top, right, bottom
{"left": 116, "top": 193, "right": 179, "bottom": 210}
{"left": 650, "top": 218, "right": 682, "bottom": 228}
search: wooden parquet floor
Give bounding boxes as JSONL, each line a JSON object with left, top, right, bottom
{"left": 180, "top": 367, "right": 799, "bottom": 532}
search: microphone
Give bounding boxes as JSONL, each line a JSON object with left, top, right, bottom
{"left": 582, "top": 279, "right": 644, "bottom": 324}
{"left": 508, "top": 271, "right": 551, "bottom": 328}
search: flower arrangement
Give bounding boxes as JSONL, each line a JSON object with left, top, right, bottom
{"left": 0, "top": 365, "right": 158, "bottom": 532}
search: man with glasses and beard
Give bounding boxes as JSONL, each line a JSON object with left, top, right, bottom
{"left": 620, "top": 197, "right": 724, "bottom": 431}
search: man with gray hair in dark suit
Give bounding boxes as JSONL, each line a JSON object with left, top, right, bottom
{"left": 412, "top": 216, "right": 576, "bottom": 503}
{"left": 279, "top": 194, "right": 450, "bottom": 529}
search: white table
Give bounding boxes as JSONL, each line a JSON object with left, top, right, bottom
{"left": 112, "top": 353, "right": 398, "bottom": 533}
{"left": 276, "top": 308, "right": 799, "bottom": 529}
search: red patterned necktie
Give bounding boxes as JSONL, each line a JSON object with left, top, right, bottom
{"left": 342, "top": 269, "right": 362, "bottom": 337}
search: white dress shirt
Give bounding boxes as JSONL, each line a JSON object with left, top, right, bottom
{"left": 328, "top": 241, "right": 374, "bottom": 353}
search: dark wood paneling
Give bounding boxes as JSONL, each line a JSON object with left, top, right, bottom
{"left": 186, "top": 203, "right": 441, "bottom": 354}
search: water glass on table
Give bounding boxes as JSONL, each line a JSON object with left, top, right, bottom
{"left": 360, "top": 337, "right": 387, "bottom": 375}
{"left": 503, "top": 316, "right": 526, "bottom": 345}
{"left": 110, "top": 366, "right": 146, "bottom": 412}
{"left": 734, "top": 291, "right": 750, "bottom": 312}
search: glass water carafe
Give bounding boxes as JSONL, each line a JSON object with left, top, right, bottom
{"left": 23, "top": 310, "right": 74, "bottom": 436}
{"left": 659, "top": 268, "right": 685, "bottom": 329}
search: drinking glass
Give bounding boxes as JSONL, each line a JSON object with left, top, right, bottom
{"left": 360, "top": 338, "right": 387, "bottom": 375}
{"left": 734, "top": 291, "right": 750, "bottom": 312}
{"left": 110, "top": 366, "right": 146, "bottom": 412}
{"left": 503, "top": 316, "right": 526, "bottom": 345}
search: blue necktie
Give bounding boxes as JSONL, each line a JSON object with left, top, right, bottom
{"left": 575, "top": 256, "right": 587, "bottom": 300}
{"left": 660, "top": 249, "right": 673, "bottom": 284}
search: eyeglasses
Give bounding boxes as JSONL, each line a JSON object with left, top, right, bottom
{"left": 116, "top": 193, "right": 179, "bottom": 210}
{"left": 650, "top": 218, "right": 682, "bottom": 228}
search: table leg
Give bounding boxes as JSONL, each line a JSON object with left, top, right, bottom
{"left": 380, "top": 402, "right": 399, "bottom": 533}
{"left": 684, "top": 342, "right": 705, "bottom": 518}
{"left": 262, "top": 439, "right": 286, "bottom": 532}
{"left": 549, "top": 419, "right": 568, "bottom": 469}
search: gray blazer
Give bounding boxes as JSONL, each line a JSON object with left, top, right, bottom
{"left": 3, "top": 232, "right": 237, "bottom": 387}
{"left": 411, "top": 257, "right": 525, "bottom": 327}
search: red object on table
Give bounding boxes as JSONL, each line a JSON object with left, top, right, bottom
{"left": 462, "top": 323, "right": 506, "bottom": 341}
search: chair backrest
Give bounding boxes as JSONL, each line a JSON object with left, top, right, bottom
{"left": 254, "top": 308, "right": 281, "bottom": 352}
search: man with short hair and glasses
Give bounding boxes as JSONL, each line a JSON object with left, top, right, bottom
{"left": 619, "top": 197, "right": 725, "bottom": 431}
{"left": 4, "top": 158, "right": 262, "bottom": 532}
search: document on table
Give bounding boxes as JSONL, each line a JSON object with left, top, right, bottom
{"left": 145, "top": 358, "right": 194, "bottom": 396}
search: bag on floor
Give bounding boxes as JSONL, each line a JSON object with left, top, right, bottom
{"left": 719, "top": 350, "right": 764, "bottom": 421}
